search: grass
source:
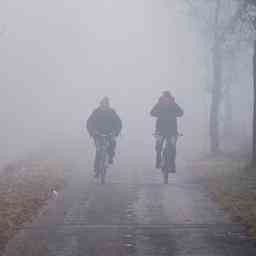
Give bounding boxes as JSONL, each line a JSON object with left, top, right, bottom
{"left": 190, "top": 155, "right": 256, "bottom": 238}
{"left": 0, "top": 157, "right": 67, "bottom": 251}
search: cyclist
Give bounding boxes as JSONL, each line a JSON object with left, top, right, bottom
{"left": 150, "top": 91, "right": 183, "bottom": 172}
{"left": 87, "top": 97, "right": 122, "bottom": 177}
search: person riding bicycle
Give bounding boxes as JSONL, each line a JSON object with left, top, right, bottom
{"left": 150, "top": 91, "right": 183, "bottom": 172}
{"left": 87, "top": 97, "right": 122, "bottom": 177}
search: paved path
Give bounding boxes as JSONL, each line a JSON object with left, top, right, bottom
{"left": 4, "top": 165, "right": 256, "bottom": 256}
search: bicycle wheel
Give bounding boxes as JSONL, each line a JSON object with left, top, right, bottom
{"left": 162, "top": 147, "right": 169, "bottom": 184}
{"left": 169, "top": 136, "right": 177, "bottom": 173}
{"left": 99, "top": 151, "right": 107, "bottom": 184}
{"left": 163, "top": 169, "right": 168, "bottom": 184}
{"left": 100, "top": 167, "right": 106, "bottom": 184}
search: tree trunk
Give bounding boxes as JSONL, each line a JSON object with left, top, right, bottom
{"left": 252, "top": 40, "right": 256, "bottom": 165}
{"left": 223, "top": 84, "right": 233, "bottom": 137}
{"left": 210, "top": 41, "right": 222, "bottom": 154}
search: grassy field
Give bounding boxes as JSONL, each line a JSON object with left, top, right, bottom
{"left": 190, "top": 155, "right": 256, "bottom": 238}
{"left": 0, "top": 157, "right": 68, "bottom": 251}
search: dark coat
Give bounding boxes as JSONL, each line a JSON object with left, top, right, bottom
{"left": 150, "top": 101, "right": 183, "bottom": 136}
{"left": 87, "top": 107, "right": 122, "bottom": 136}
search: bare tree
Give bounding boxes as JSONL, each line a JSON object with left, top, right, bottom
{"left": 182, "top": 0, "right": 248, "bottom": 153}
{"left": 236, "top": 0, "right": 256, "bottom": 164}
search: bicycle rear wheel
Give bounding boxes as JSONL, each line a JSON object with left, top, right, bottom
{"left": 162, "top": 148, "right": 169, "bottom": 184}
{"left": 100, "top": 167, "right": 106, "bottom": 184}
{"left": 163, "top": 169, "right": 168, "bottom": 184}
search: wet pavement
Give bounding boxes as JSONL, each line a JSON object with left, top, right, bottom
{"left": 3, "top": 166, "right": 256, "bottom": 256}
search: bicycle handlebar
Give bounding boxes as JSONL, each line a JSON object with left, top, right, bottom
{"left": 93, "top": 132, "right": 114, "bottom": 137}
{"left": 153, "top": 133, "right": 183, "bottom": 137}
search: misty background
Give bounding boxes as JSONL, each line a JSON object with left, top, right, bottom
{"left": 0, "top": 0, "right": 253, "bottom": 168}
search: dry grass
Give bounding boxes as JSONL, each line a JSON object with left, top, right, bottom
{"left": 0, "top": 158, "right": 67, "bottom": 250}
{"left": 190, "top": 156, "right": 256, "bottom": 238}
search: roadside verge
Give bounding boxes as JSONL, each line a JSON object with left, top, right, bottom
{"left": 0, "top": 157, "right": 68, "bottom": 251}
{"left": 189, "top": 155, "right": 256, "bottom": 238}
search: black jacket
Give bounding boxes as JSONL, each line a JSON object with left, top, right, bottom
{"left": 150, "top": 101, "right": 183, "bottom": 136}
{"left": 87, "top": 107, "right": 122, "bottom": 136}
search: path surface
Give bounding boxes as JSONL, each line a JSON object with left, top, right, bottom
{"left": 4, "top": 164, "right": 256, "bottom": 256}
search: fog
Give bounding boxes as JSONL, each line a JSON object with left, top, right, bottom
{"left": 0, "top": 0, "right": 253, "bottom": 166}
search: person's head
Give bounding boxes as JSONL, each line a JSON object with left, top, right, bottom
{"left": 159, "top": 91, "right": 174, "bottom": 104}
{"left": 99, "top": 97, "right": 110, "bottom": 109}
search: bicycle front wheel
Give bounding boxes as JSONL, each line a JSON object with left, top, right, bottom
{"left": 100, "top": 167, "right": 106, "bottom": 184}
{"left": 98, "top": 151, "right": 107, "bottom": 184}
{"left": 162, "top": 168, "right": 168, "bottom": 184}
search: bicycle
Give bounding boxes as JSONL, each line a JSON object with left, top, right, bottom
{"left": 94, "top": 133, "right": 113, "bottom": 184}
{"left": 154, "top": 133, "right": 182, "bottom": 184}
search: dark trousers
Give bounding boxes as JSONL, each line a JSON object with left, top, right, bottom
{"left": 94, "top": 136, "right": 116, "bottom": 171}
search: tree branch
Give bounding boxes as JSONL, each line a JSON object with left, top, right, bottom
{"left": 219, "top": 1, "right": 247, "bottom": 42}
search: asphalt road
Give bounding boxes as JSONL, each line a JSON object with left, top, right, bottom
{"left": 4, "top": 165, "right": 256, "bottom": 256}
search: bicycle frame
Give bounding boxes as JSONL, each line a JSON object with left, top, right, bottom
{"left": 154, "top": 133, "right": 180, "bottom": 184}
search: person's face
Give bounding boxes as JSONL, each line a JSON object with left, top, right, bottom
{"left": 161, "top": 96, "right": 170, "bottom": 104}
{"left": 100, "top": 100, "right": 110, "bottom": 109}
